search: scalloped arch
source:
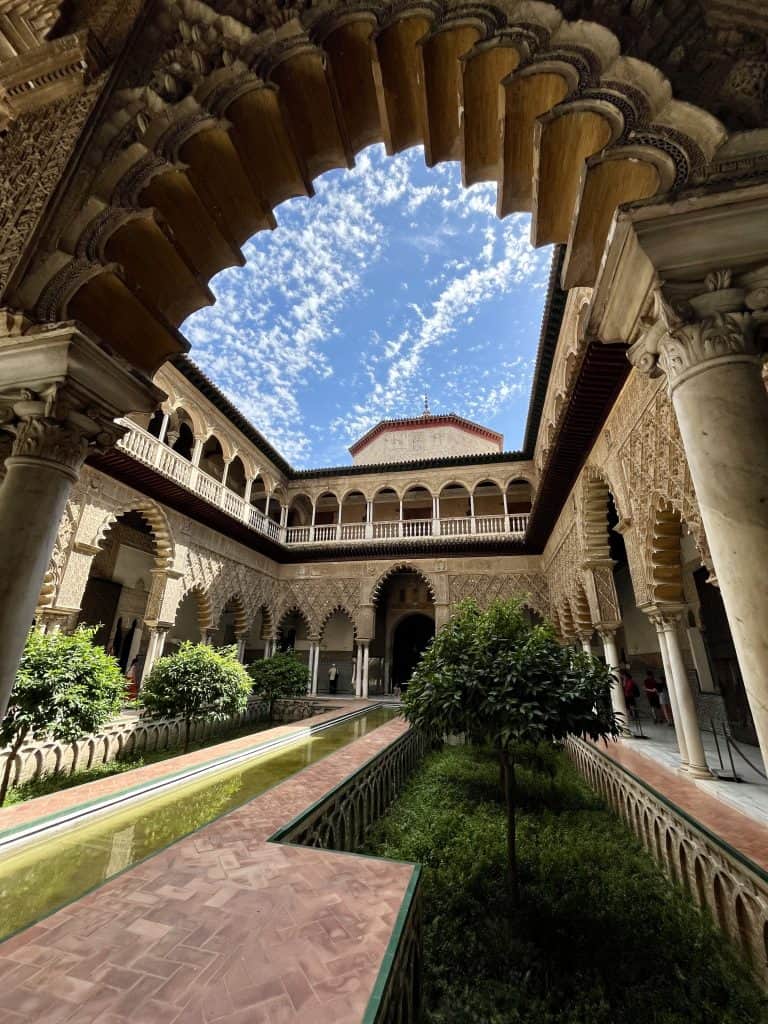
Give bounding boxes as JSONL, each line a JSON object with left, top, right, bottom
{"left": 369, "top": 561, "right": 437, "bottom": 605}
{"left": 20, "top": 0, "right": 727, "bottom": 375}
{"left": 93, "top": 500, "right": 175, "bottom": 570}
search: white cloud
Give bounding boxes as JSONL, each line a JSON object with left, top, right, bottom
{"left": 183, "top": 145, "right": 550, "bottom": 466}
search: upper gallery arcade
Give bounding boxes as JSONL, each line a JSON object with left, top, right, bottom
{"left": 0, "top": 0, "right": 767, "bottom": 779}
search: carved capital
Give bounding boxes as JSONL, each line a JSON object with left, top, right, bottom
{"left": 628, "top": 276, "right": 766, "bottom": 391}
{"left": 0, "top": 325, "right": 164, "bottom": 474}
{"left": 644, "top": 603, "right": 684, "bottom": 632}
{"left": 596, "top": 627, "right": 619, "bottom": 643}
{"left": 0, "top": 380, "right": 127, "bottom": 477}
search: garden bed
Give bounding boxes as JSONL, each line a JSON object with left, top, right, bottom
{"left": 362, "top": 743, "right": 768, "bottom": 1024}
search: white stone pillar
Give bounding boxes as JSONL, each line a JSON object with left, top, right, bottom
{"left": 469, "top": 490, "right": 476, "bottom": 532}
{"left": 657, "top": 610, "right": 711, "bottom": 777}
{"left": 365, "top": 499, "right": 373, "bottom": 539}
{"left": 311, "top": 642, "right": 320, "bottom": 695}
{"left": 141, "top": 626, "right": 169, "bottom": 684}
{"left": 629, "top": 290, "right": 768, "bottom": 771}
{"left": 598, "top": 629, "right": 630, "bottom": 734}
{"left": 362, "top": 641, "right": 370, "bottom": 698}
{"left": 0, "top": 327, "right": 162, "bottom": 719}
{"left": 191, "top": 436, "right": 204, "bottom": 466}
{"left": 221, "top": 459, "right": 231, "bottom": 489}
{"left": 157, "top": 412, "right": 170, "bottom": 444}
{"left": 243, "top": 478, "right": 253, "bottom": 505}
{"left": 355, "top": 643, "right": 364, "bottom": 697}
{"left": 502, "top": 489, "right": 509, "bottom": 530}
{"left": 236, "top": 636, "right": 247, "bottom": 663}
{"left": 649, "top": 614, "right": 689, "bottom": 767}
{"left": 580, "top": 637, "right": 592, "bottom": 655}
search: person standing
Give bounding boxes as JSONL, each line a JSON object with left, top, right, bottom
{"left": 328, "top": 663, "right": 339, "bottom": 695}
{"left": 643, "top": 669, "right": 663, "bottom": 724}
{"left": 657, "top": 674, "right": 674, "bottom": 726}
{"left": 622, "top": 669, "right": 639, "bottom": 720}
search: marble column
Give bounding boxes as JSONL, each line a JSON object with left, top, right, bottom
{"left": 157, "top": 412, "right": 170, "bottom": 444}
{"left": 647, "top": 612, "right": 689, "bottom": 769}
{"left": 311, "top": 641, "right": 320, "bottom": 695}
{"left": 579, "top": 636, "right": 592, "bottom": 655}
{"left": 597, "top": 629, "right": 630, "bottom": 734}
{"left": 0, "top": 326, "right": 162, "bottom": 720}
{"left": 361, "top": 641, "right": 370, "bottom": 698}
{"left": 629, "top": 282, "right": 768, "bottom": 771}
{"left": 236, "top": 636, "right": 247, "bottom": 663}
{"left": 655, "top": 609, "right": 711, "bottom": 778}
{"left": 355, "top": 643, "right": 364, "bottom": 697}
{"left": 141, "top": 626, "right": 169, "bottom": 684}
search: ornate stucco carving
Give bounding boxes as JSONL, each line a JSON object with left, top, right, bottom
{"left": 0, "top": 82, "right": 103, "bottom": 300}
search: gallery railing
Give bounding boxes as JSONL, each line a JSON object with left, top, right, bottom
{"left": 116, "top": 420, "right": 529, "bottom": 547}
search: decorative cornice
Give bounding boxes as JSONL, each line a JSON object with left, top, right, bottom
{"left": 0, "top": 32, "right": 97, "bottom": 130}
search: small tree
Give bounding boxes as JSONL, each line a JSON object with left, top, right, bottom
{"left": 404, "top": 598, "right": 619, "bottom": 905}
{"left": 0, "top": 626, "right": 126, "bottom": 805}
{"left": 140, "top": 642, "right": 251, "bottom": 752}
{"left": 248, "top": 652, "right": 310, "bottom": 721}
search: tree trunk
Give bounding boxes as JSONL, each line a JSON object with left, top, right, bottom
{"left": 0, "top": 728, "right": 28, "bottom": 806}
{"left": 500, "top": 747, "right": 519, "bottom": 907}
{"left": 184, "top": 716, "right": 192, "bottom": 754}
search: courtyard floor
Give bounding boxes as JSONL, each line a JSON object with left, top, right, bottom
{"left": 0, "top": 705, "right": 413, "bottom": 1024}
{"left": 619, "top": 718, "right": 768, "bottom": 827}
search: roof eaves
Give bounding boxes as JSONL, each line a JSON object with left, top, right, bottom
{"left": 522, "top": 245, "right": 567, "bottom": 456}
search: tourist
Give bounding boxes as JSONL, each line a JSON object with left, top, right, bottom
{"left": 643, "top": 669, "right": 663, "bottom": 724}
{"left": 657, "top": 675, "right": 674, "bottom": 726}
{"left": 622, "top": 670, "right": 639, "bottom": 718}
{"left": 125, "top": 656, "right": 141, "bottom": 701}
{"left": 328, "top": 663, "right": 338, "bottom": 695}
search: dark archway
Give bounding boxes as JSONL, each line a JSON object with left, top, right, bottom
{"left": 392, "top": 614, "right": 435, "bottom": 692}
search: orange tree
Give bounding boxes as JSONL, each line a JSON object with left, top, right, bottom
{"left": 403, "top": 598, "right": 619, "bottom": 905}
{"left": 141, "top": 642, "right": 251, "bottom": 752}
{"left": 0, "top": 626, "right": 125, "bottom": 805}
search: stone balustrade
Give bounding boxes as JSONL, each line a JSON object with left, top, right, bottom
{"left": 116, "top": 420, "right": 529, "bottom": 547}
{"left": 0, "top": 697, "right": 324, "bottom": 792}
{"left": 567, "top": 737, "right": 768, "bottom": 988}
{"left": 273, "top": 724, "right": 427, "bottom": 1022}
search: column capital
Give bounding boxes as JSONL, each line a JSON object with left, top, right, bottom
{"left": 0, "top": 324, "right": 164, "bottom": 475}
{"left": 627, "top": 273, "right": 767, "bottom": 392}
{"left": 642, "top": 602, "right": 685, "bottom": 630}
{"left": 595, "top": 625, "right": 620, "bottom": 642}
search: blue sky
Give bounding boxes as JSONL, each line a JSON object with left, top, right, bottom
{"left": 183, "top": 144, "right": 551, "bottom": 469}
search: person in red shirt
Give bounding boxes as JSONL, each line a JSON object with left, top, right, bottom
{"left": 643, "top": 669, "right": 663, "bottom": 724}
{"left": 622, "top": 670, "right": 639, "bottom": 718}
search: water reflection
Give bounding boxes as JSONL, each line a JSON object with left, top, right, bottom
{"left": 0, "top": 707, "right": 397, "bottom": 940}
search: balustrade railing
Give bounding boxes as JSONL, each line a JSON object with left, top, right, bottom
{"left": 115, "top": 419, "right": 530, "bottom": 547}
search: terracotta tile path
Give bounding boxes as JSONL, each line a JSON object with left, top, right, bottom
{"left": 0, "top": 712, "right": 414, "bottom": 1023}
{"left": 592, "top": 737, "right": 768, "bottom": 874}
{"left": 0, "top": 700, "right": 372, "bottom": 838}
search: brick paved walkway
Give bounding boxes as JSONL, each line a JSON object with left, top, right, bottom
{"left": 0, "top": 714, "right": 414, "bottom": 1023}
{"left": 593, "top": 737, "right": 768, "bottom": 873}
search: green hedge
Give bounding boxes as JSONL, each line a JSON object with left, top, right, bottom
{"left": 363, "top": 744, "right": 768, "bottom": 1024}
